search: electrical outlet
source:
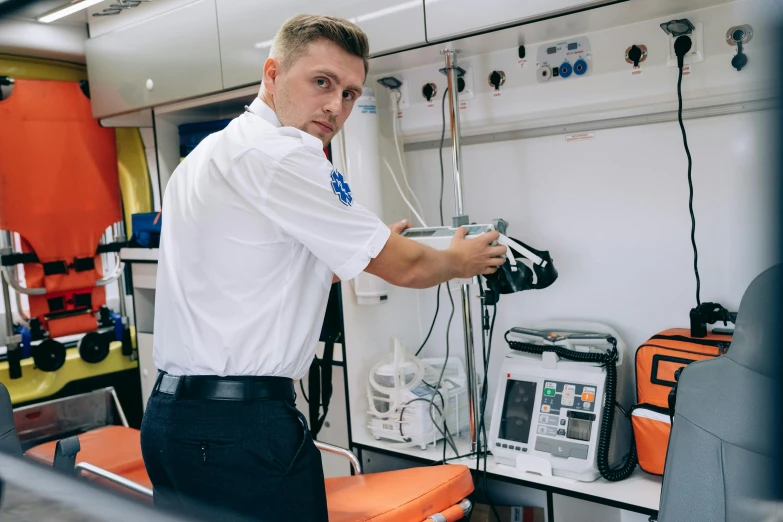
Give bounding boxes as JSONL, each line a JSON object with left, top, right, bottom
{"left": 435, "top": 65, "right": 475, "bottom": 101}
{"left": 395, "top": 81, "right": 410, "bottom": 110}
{"left": 459, "top": 66, "right": 475, "bottom": 100}
{"left": 667, "top": 21, "right": 705, "bottom": 67}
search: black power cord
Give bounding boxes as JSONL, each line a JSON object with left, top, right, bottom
{"left": 503, "top": 335, "right": 638, "bottom": 482}
{"left": 674, "top": 35, "right": 701, "bottom": 306}
{"left": 415, "top": 85, "right": 449, "bottom": 359}
{"left": 476, "top": 297, "right": 502, "bottom": 521}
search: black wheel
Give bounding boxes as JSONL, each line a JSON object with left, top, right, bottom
{"left": 78, "top": 332, "right": 110, "bottom": 364}
{"left": 32, "top": 339, "right": 66, "bottom": 372}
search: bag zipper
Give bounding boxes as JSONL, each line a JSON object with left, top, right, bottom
{"left": 651, "top": 334, "right": 731, "bottom": 353}
{"left": 640, "top": 342, "right": 725, "bottom": 357}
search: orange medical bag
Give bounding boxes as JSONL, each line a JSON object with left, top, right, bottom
{"left": 631, "top": 328, "right": 732, "bottom": 475}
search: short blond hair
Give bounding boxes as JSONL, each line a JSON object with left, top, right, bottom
{"left": 270, "top": 14, "right": 370, "bottom": 78}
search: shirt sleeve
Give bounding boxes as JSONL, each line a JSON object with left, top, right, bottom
{"left": 231, "top": 147, "right": 391, "bottom": 281}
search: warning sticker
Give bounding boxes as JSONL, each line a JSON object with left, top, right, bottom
{"left": 565, "top": 132, "right": 595, "bottom": 142}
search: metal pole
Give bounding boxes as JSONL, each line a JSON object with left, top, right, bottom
{"left": 443, "top": 50, "right": 468, "bottom": 228}
{"left": 0, "top": 231, "right": 21, "bottom": 378}
{"left": 1, "top": 232, "right": 15, "bottom": 337}
{"left": 442, "top": 49, "right": 480, "bottom": 452}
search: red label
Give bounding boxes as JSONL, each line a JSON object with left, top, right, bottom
{"left": 518, "top": 59, "right": 527, "bottom": 68}
{"left": 632, "top": 66, "right": 642, "bottom": 76}
{"left": 683, "top": 65, "right": 691, "bottom": 76}
{"left": 396, "top": 111, "right": 403, "bottom": 119}
{"left": 493, "top": 91, "right": 501, "bottom": 97}
{"left": 460, "top": 101, "right": 467, "bottom": 110}
{"left": 427, "top": 102, "right": 434, "bottom": 108}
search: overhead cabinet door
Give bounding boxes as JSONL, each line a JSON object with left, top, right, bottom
{"left": 424, "top": 0, "right": 613, "bottom": 41}
{"left": 85, "top": 0, "right": 224, "bottom": 118}
{"left": 217, "top": 0, "right": 426, "bottom": 90}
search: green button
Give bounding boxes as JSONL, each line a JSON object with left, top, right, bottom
{"left": 544, "top": 388, "right": 556, "bottom": 397}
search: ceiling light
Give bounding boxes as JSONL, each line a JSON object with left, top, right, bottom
{"left": 37, "top": 0, "right": 106, "bottom": 24}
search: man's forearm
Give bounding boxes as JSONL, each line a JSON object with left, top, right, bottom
{"left": 401, "top": 244, "right": 458, "bottom": 289}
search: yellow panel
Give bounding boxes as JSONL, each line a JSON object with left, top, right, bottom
{"left": 116, "top": 128, "right": 154, "bottom": 235}
{"left": 0, "top": 54, "right": 87, "bottom": 81}
{"left": 0, "top": 341, "right": 137, "bottom": 405}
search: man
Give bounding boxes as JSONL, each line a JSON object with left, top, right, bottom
{"left": 140, "top": 14, "right": 505, "bottom": 522}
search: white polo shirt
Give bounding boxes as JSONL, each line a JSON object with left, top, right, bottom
{"left": 152, "top": 98, "right": 390, "bottom": 380}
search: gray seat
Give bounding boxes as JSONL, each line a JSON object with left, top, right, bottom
{"left": 0, "top": 382, "right": 21, "bottom": 456}
{"left": 658, "top": 264, "right": 782, "bottom": 522}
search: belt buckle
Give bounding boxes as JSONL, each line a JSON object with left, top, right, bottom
{"left": 159, "top": 373, "right": 182, "bottom": 397}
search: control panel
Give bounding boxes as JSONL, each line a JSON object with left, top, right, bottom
{"left": 535, "top": 36, "right": 592, "bottom": 83}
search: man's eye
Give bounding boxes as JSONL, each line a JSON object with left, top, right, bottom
{"left": 316, "top": 78, "right": 328, "bottom": 88}
{"left": 343, "top": 91, "right": 354, "bottom": 101}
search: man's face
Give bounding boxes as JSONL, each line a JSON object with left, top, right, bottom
{"left": 264, "top": 39, "right": 365, "bottom": 146}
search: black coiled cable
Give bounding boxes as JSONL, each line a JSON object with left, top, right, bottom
{"left": 503, "top": 334, "right": 638, "bottom": 482}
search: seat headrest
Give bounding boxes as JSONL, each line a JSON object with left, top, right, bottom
{"left": 727, "top": 263, "right": 783, "bottom": 379}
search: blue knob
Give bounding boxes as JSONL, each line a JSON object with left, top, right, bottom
{"left": 574, "top": 59, "right": 588, "bottom": 76}
{"left": 559, "top": 62, "right": 573, "bottom": 78}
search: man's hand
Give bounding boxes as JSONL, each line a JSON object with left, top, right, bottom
{"left": 388, "top": 219, "right": 409, "bottom": 235}
{"left": 448, "top": 228, "right": 506, "bottom": 278}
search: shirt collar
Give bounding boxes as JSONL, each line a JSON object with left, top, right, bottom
{"left": 247, "top": 97, "right": 281, "bottom": 128}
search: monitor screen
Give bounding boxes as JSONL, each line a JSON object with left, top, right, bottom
{"left": 499, "top": 379, "right": 537, "bottom": 444}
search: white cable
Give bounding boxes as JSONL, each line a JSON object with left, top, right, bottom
{"left": 391, "top": 91, "right": 427, "bottom": 220}
{"left": 384, "top": 159, "right": 428, "bottom": 228}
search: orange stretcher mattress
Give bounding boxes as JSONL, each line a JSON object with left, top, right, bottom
{"left": 26, "top": 426, "right": 474, "bottom": 521}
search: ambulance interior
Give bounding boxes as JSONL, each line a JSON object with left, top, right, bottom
{"left": 0, "top": 0, "right": 781, "bottom": 521}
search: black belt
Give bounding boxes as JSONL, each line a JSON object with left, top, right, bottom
{"left": 154, "top": 371, "right": 295, "bottom": 402}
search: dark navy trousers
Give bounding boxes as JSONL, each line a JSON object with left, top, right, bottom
{"left": 140, "top": 388, "right": 328, "bottom": 522}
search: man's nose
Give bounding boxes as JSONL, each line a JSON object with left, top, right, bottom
{"left": 323, "top": 91, "right": 342, "bottom": 117}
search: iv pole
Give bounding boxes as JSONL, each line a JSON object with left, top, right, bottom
{"left": 441, "top": 48, "right": 480, "bottom": 452}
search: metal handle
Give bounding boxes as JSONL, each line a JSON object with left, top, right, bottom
{"left": 314, "top": 440, "right": 362, "bottom": 475}
{"left": 75, "top": 462, "right": 153, "bottom": 498}
{"left": 2, "top": 267, "right": 45, "bottom": 295}
{"left": 1, "top": 256, "right": 124, "bottom": 295}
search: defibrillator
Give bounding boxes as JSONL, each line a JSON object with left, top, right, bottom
{"left": 488, "top": 321, "right": 637, "bottom": 482}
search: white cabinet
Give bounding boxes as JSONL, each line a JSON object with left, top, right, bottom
{"left": 424, "top": 0, "right": 612, "bottom": 41}
{"left": 85, "top": 0, "right": 224, "bottom": 118}
{"left": 216, "top": 0, "right": 426, "bottom": 90}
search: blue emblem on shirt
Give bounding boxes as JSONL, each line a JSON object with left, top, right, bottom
{"left": 330, "top": 170, "right": 353, "bottom": 206}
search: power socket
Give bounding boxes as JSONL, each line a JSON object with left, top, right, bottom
{"left": 393, "top": 81, "right": 410, "bottom": 110}
{"left": 459, "top": 66, "right": 475, "bottom": 100}
{"left": 667, "top": 21, "right": 705, "bottom": 67}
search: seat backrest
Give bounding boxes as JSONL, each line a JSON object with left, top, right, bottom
{"left": 658, "top": 264, "right": 782, "bottom": 521}
{"left": 0, "top": 382, "right": 21, "bottom": 456}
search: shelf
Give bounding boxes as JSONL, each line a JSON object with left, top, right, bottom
{"left": 353, "top": 435, "right": 661, "bottom": 514}
{"left": 120, "top": 248, "right": 159, "bottom": 262}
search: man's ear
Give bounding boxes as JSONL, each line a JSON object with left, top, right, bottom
{"left": 262, "top": 57, "right": 280, "bottom": 94}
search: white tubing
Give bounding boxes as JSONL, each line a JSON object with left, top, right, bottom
{"left": 391, "top": 92, "right": 426, "bottom": 220}
{"left": 384, "top": 159, "right": 428, "bottom": 228}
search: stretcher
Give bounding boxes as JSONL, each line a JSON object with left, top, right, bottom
{"left": 10, "top": 386, "right": 475, "bottom": 521}
{"left": 0, "top": 77, "right": 135, "bottom": 396}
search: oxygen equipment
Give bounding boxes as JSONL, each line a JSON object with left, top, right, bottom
{"left": 331, "top": 87, "right": 390, "bottom": 305}
{"left": 488, "top": 321, "right": 636, "bottom": 482}
{"left": 367, "top": 337, "right": 470, "bottom": 449}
